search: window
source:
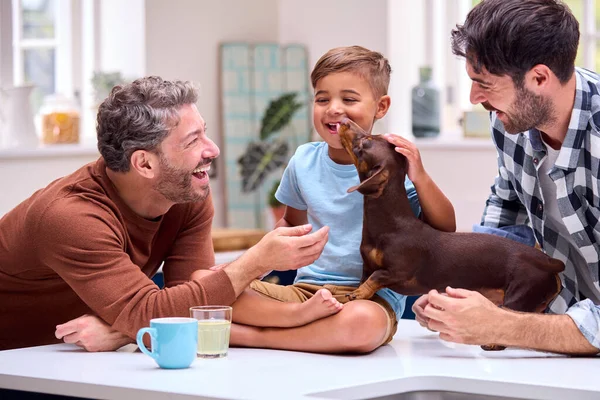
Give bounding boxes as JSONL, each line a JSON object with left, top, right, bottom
{"left": 11, "top": 0, "right": 72, "bottom": 112}
{"left": 563, "top": 0, "right": 600, "bottom": 70}
{"left": 2, "top": 0, "right": 143, "bottom": 143}
{"left": 440, "top": 0, "right": 600, "bottom": 136}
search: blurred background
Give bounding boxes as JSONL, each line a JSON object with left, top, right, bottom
{"left": 0, "top": 0, "right": 597, "bottom": 233}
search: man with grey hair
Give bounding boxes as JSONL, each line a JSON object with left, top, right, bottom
{"left": 0, "top": 76, "right": 329, "bottom": 351}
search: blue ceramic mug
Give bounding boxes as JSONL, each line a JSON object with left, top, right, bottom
{"left": 136, "top": 317, "right": 198, "bottom": 369}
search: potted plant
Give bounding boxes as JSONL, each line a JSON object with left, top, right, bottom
{"left": 91, "top": 71, "right": 125, "bottom": 106}
{"left": 237, "top": 92, "right": 306, "bottom": 224}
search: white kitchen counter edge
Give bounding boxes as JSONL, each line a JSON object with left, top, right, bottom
{"left": 0, "top": 365, "right": 597, "bottom": 400}
{"left": 0, "top": 143, "right": 99, "bottom": 159}
{"left": 0, "top": 320, "right": 598, "bottom": 400}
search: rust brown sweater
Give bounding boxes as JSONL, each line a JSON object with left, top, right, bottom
{"left": 0, "top": 158, "right": 236, "bottom": 350}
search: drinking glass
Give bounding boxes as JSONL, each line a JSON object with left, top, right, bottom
{"left": 189, "top": 306, "right": 232, "bottom": 358}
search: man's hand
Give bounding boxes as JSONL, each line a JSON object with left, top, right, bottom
{"left": 223, "top": 224, "right": 329, "bottom": 296}
{"left": 412, "top": 294, "right": 434, "bottom": 330}
{"left": 422, "top": 287, "right": 502, "bottom": 345}
{"left": 247, "top": 224, "right": 329, "bottom": 275}
{"left": 55, "top": 314, "right": 132, "bottom": 352}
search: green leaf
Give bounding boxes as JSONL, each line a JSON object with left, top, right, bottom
{"left": 260, "top": 92, "right": 304, "bottom": 140}
{"left": 237, "top": 140, "right": 289, "bottom": 193}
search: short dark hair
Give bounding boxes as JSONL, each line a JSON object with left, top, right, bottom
{"left": 97, "top": 76, "right": 198, "bottom": 172}
{"left": 451, "top": 0, "right": 579, "bottom": 86}
{"left": 311, "top": 46, "right": 392, "bottom": 98}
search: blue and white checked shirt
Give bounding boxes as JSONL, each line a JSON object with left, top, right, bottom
{"left": 481, "top": 67, "right": 600, "bottom": 350}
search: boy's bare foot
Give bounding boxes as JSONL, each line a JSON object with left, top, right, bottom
{"left": 290, "top": 288, "right": 343, "bottom": 327}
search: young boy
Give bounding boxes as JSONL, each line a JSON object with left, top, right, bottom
{"left": 228, "top": 46, "right": 456, "bottom": 353}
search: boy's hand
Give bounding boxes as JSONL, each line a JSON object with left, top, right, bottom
{"left": 383, "top": 134, "right": 427, "bottom": 183}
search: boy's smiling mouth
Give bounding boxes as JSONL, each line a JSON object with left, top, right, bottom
{"left": 326, "top": 122, "right": 341, "bottom": 134}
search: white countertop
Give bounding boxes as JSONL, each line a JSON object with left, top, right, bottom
{"left": 0, "top": 320, "right": 597, "bottom": 400}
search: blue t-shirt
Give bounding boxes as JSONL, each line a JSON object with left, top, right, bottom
{"left": 276, "top": 142, "right": 422, "bottom": 318}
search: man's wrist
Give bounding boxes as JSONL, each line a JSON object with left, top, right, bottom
{"left": 488, "top": 309, "right": 599, "bottom": 354}
{"left": 238, "top": 247, "right": 266, "bottom": 279}
{"left": 489, "top": 307, "right": 520, "bottom": 346}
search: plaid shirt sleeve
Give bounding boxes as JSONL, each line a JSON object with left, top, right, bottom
{"left": 565, "top": 299, "right": 600, "bottom": 350}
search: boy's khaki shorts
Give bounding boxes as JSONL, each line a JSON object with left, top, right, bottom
{"left": 249, "top": 280, "right": 398, "bottom": 346}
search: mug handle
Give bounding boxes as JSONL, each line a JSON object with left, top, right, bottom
{"left": 136, "top": 327, "right": 157, "bottom": 360}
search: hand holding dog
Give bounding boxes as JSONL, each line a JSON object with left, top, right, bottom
{"left": 423, "top": 287, "right": 505, "bottom": 346}
{"left": 383, "top": 133, "right": 456, "bottom": 232}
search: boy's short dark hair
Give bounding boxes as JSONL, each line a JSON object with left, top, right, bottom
{"left": 310, "top": 46, "right": 391, "bottom": 98}
{"left": 451, "top": 0, "right": 579, "bottom": 86}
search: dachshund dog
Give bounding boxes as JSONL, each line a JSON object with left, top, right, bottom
{"left": 338, "top": 118, "right": 564, "bottom": 350}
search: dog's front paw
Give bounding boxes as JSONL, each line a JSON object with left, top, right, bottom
{"left": 346, "top": 287, "right": 372, "bottom": 301}
{"left": 345, "top": 291, "right": 359, "bottom": 301}
{"left": 481, "top": 344, "right": 506, "bottom": 351}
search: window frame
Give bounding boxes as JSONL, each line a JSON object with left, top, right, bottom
{"left": 11, "top": 0, "right": 73, "bottom": 97}
{"left": 437, "top": 0, "right": 598, "bottom": 135}
{"left": 581, "top": 0, "right": 597, "bottom": 69}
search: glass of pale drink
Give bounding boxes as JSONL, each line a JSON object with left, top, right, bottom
{"left": 189, "top": 306, "right": 232, "bottom": 358}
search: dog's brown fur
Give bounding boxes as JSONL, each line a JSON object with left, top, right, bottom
{"left": 339, "top": 119, "right": 564, "bottom": 350}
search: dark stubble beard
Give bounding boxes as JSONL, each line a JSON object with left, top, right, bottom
{"left": 153, "top": 153, "right": 209, "bottom": 204}
{"left": 502, "top": 86, "right": 556, "bottom": 134}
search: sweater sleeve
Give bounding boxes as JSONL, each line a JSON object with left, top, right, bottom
{"left": 161, "top": 193, "right": 219, "bottom": 288}
{"left": 35, "top": 197, "right": 235, "bottom": 339}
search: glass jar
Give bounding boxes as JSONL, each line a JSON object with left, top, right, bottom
{"left": 411, "top": 66, "right": 440, "bottom": 138}
{"left": 39, "top": 94, "right": 80, "bottom": 144}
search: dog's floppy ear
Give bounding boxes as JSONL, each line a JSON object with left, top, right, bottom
{"left": 347, "top": 166, "right": 389, "bottom": 197}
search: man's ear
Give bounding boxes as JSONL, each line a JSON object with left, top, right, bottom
{"left": 375, "top": 95, "right": 391, "bottom": 119}
{"left": 525, "top": 64, "right": 552, "bottom": 93}
{"left": 130, "top": 150, "right": 158, "bottom": 179}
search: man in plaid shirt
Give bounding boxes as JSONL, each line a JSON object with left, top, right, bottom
{"left": 413, "top": 0, "right": 599, "bottom": 355}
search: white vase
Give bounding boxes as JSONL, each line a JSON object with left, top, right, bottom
{"left": 0, "top": 85, "right": 38, "bottom": 148}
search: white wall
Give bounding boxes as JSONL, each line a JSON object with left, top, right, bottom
{"left": 278, "top": 0, "right": 388, "bottom": 73}
{"left": 278, "top": 0, "right": 388, "bottom": 135}
{"left": 387, "top": 1, "right": 426, "bottom": 138}
{"left": 99, "top": 0, "right": 146, "bottom": 78}
{"left": 145, "top": 0, "right": 279, "bottom": 227}
{"left": 419, "top": 144, "right": 498, "bottom": 232}
{"left": 0, "top": 151, "right": 100, "bottom": 216}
